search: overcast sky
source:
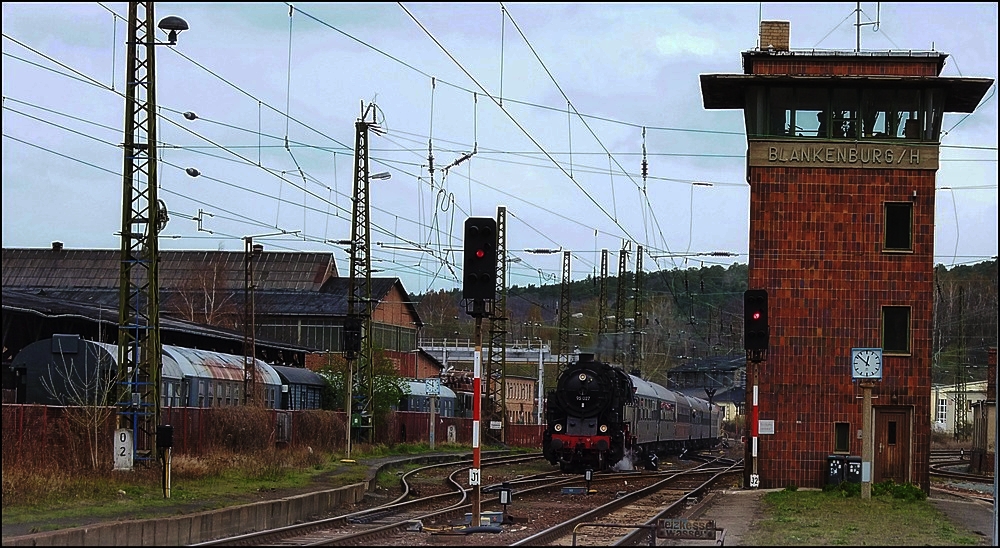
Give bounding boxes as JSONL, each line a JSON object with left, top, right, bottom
{"left": 3, "top": 2, "right": 997, "bottom": 296}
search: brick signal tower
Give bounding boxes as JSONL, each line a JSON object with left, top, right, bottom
{"left": 700, "top": 21, "right": 992, "bottom": 491}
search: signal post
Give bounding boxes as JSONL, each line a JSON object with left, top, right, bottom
{"left": 463, "top": 216, "right": 497, "bottom": 528}
{"left": 743, "top": 289, "right": 768, "bottom": 489}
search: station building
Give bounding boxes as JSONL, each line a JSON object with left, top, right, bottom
{"left": 700, "top": 21, "right": 992, "bottom": 491}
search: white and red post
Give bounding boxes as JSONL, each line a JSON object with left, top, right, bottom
{"left": 470, "top": 320, "right": 483, "bottom": 527}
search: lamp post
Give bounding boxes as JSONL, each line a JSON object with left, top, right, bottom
{"left": 242, "top": 230, "right": 298, "bottom": 405}
{"left": 536, "top": 338, "right": 544, "bottom": 425}
{"left": 243, "top": 238, "right": 263, "bottom": 404}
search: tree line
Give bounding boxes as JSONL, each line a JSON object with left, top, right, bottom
{"left": 415, "top": 260, "right": 998, "bottom": 384}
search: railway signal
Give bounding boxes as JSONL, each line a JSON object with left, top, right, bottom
{"left": 744, "top": 289, "right": 769, "bottom": 351}
{"left": 343, "top": 316, "right": 363, "bottom": 358}
{"left": 462, "top": 217, "right": 497, "bottom": 301}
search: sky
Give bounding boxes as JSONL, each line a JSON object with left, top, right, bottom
{"left": 3, "top": 2, "right": 997, "bottom": 297}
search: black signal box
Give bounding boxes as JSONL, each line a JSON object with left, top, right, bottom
{"left": 744, "top": 289, "right": 769, "bottom": 351}
{"left": 463, "top": 217, "right": 497, "bottom": 300}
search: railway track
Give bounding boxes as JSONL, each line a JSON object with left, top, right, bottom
{"left": 512, "top": 457, "right": 742, "bottom": 547}
{"left": 193, "top": 451, "right": 728, "bottom": 546}
{"left": 193, "top": 452, "right": 556, "bottom": 546}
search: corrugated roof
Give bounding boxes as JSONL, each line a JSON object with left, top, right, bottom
{"left": 2, "top": 247, "right": 338, "bottom": 291}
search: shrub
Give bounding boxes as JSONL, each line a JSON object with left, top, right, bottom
{"left": 871, "top": 479, "right": 926, "bottom": 501}
{"left": 889, "top": 481, "right": 926, "bottom": 501}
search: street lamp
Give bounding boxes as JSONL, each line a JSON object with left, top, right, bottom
{"left": 157, "top": 15, "right": 189, "bottom": 45}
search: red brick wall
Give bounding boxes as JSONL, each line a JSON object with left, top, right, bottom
{"left": 749, "top": 58, "right": 941, "bottom": 77}
{"left": 748, "top": 166, "right": 935, "bottom": 491}
{"left": 371, "top": 284, "right": 418, "bottom": 325}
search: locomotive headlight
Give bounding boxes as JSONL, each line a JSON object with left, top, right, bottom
{"left": 578, "top": 373, "right": 587, "bottom": 381}
{"left": 599, "top": 424, "right": 608, "bottom": 433}
{"left": 554, "top": 423, "right": 563, "bottom": 432}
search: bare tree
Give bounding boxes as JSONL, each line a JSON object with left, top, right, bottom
{"left": 164, "top": 258, "right": 242, "bottom": 329}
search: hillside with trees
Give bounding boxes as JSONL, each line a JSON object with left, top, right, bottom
{"left": 414, "top": 260, "right": 998, "bottom": 385}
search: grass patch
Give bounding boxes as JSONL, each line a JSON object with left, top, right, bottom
{"left": 2, "top": 441, "right": 498, "bottom": 532}
{"left": 746, "top": 483, "right": 981, "bottom": 546}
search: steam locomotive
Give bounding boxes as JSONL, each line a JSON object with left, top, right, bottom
{"left": 542, "top": 353, "right": 722, "bottom": 472}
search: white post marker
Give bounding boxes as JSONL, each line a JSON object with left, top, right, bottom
{"left": 114, "top": 428, "right": 133, "bottom": 471}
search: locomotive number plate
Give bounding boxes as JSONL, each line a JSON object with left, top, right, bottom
{"left": 656, "top": 518, "right": 716, "bottom": 539}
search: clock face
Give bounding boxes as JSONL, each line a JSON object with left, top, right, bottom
{"left": 852, "top": 349, "right": 882, "bottom": 379}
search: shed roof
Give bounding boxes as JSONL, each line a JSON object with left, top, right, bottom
{"left": 2, "top": 288, "right": 311, "bottom": 353}
{"left": 2, "top": 247, "right": 338, "bottom": 291}
{"left": 700, "top": 73, "right": 994, "bottom": 112}
{"left": 271, "top": 364, "right": 328, "bottom": 387}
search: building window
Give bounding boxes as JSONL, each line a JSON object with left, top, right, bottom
{"left": 936, "top": 398, "right": 947, "bottom": 423}
{"left": 882, "top": 306, "right": 911, "bottom": 354}
{"left": 884, "top": 202, "right": 913, "bottom": 251}
{"left": 834, "top": 422, "right": 851, "bottom": 453}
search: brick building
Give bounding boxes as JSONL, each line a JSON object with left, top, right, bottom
{"left": 701, "top": 21, "right": 992, "bottom": 490}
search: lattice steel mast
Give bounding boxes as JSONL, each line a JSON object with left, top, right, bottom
{"left": 614, "top": 243, "right": 630, "bottom": 366}
{"left": 346, "top": 101, "right": 380, "bottom": 443}
{"left": 117, "top": 1, "right": 163, "bottom": 467}
{"left": 556, "top": 251, "right": 572, "bottom": 373}
{"left": 630, "top": 245, "right": 644, "bottom": 375}
{"left": 596, "top": 249, "right": 609, "bottom": 360}
{"left": 485, "top": 206, "right": 508, "bottom": 443}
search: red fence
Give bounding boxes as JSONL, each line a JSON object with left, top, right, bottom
{"left": 2, "top": 404, "right": 545, "bottom": 469}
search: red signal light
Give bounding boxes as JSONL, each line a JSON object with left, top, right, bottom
{"left": 476, "top": 249, "right": 485, "bottom": 258}
{"left": 752, "top": 312, "right": 761, "bottom": 320}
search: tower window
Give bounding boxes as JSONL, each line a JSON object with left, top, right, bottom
{"left": 834, "top": 422, "right": 850, "bottom": 453}
{"left": 884, "top": 202, "right": 913, "bottom": 251}
{"left": 882, "top": 306, "right": 911, "bottom": 354}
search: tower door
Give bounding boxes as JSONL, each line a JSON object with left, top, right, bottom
{"left": 874, "top": 408, "right": 911, "bottom": 484}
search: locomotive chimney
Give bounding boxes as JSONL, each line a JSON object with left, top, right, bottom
{"left": 578, "top": 352, "right": 596, "bottom": 363}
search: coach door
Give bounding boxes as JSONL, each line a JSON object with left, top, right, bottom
{"left": 874, "top": 408, "right": 910, "bottom": 484}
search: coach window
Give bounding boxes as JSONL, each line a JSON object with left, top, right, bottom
{"left": 882, "top": 305, "right": 911, "bottom": 355}
{"left": 884, "top": 202, "right": 913, "bottom": 252}
{"left": 834, "top": 422, "right": 851, "bottom": 453}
